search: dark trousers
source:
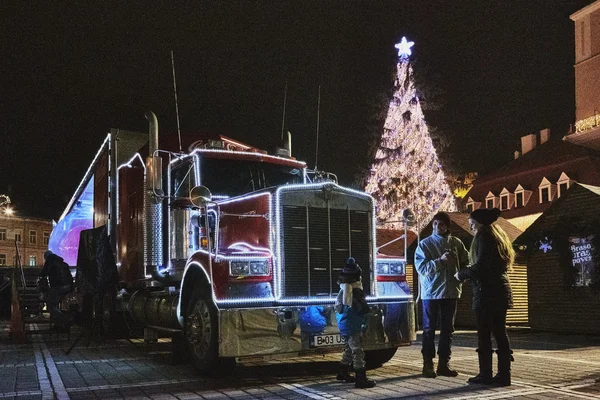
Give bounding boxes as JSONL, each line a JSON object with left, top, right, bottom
{"left": 421, "top": 298, "right": 457, "bottom": 360}
{"left": 46, "top": 285, "right": 72, "bottom": 325}
{"left": 475, "top": 307, "right": 510, "bottom": 355}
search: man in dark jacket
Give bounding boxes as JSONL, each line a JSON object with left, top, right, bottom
{"left": 39, "top": 250, "right": 74, "bottom": 326}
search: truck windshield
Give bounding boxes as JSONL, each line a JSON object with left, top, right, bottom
{"left": 200, "top": 157, "right": 303, "bottom": 197}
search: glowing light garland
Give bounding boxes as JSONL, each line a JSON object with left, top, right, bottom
{"left": 365, "top": 39, "right": 457, "bottom": 230}
{"left": 59, "top": 134, "right": 111, "bottom": 222}
{"left": 274, "top": 182, "right": 378, "bottom": 299}
{"left": 116, "top": 153, "right": 146, "bottom": 228}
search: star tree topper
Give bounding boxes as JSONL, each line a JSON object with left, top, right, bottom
{"left": 395, "top": 37, "right": 415, "bottom": 57}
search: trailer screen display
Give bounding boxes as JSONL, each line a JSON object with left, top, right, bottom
{"left": 48, "top": 178, "right": 94, "bottom": 266}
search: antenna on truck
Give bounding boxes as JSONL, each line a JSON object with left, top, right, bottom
{"left": 314, "top": 85, "right": 321, "bottom": 170}
{"left": 280, "top": 81, "right": 288, "bottom": 142}
{"left": 171, "top": 50, "right": 183, "bottom": 153}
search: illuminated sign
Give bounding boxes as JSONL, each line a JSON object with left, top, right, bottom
{"left": 568, "top": 235, "right": 595, "bottom": 287}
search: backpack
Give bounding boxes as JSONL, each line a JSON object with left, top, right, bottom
{"left": 59, "top": 261, "right": 74, "bottom": 288}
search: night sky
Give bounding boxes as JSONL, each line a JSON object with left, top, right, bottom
{"left": 0, "top": 1, "right": 591, "bottom": 220}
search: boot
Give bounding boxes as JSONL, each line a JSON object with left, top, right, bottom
{"left": 436, "top": 358, "right": 458, "bottom": 377}
{"left": 336, "top": 363, "right": 356, "bottom": 383}
{"left": 467, "top": 349, "right": 493, "bottom": 384}
{"left": 422, "top": 359, "right": 437, "bottom": 378}
{"left": 354, "top": 369, "right": 376, "bottom": 389}
{"left": 492, "top": 350, "right": 513, "bottom": 386}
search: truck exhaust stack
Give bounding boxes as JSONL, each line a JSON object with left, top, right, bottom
{"left": 144, "top": 111, "right": 163, "bottom": 275}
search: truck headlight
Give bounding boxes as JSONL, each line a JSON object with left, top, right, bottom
{"left": 376, "top": 261, "right": 405, "bottom": 275}
{"left": 376, "top": 263, "right": 389, "bottom": 275}
{"left": 230, "top": 260, "right": 269, "bottom": 276}
{"left": 230, "top": 261, "right": 250, "bottom": 276}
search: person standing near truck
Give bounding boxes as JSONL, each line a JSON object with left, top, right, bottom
{"left": 456, "top": 208, "right": 514, "bottom": 386}
{"left": 415, "top": 212, "right": 469, "bottom": 378}
{"left": 39, "top": 250, "right": 74, "bottom": 327}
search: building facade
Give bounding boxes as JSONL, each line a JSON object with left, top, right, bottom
{"left": 464, "top": 131, "right": 600, "bottom": 231}
{"left": 566, "top": 0, "right": 600, "bottom": 150}
{"left": 0, "top": 215, "right": 53, "bottom": 268}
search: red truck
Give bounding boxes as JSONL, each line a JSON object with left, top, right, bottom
{"left": 49, "top": 112, "right": 415, "bottom": 372}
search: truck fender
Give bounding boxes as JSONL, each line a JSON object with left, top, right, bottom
{"left": 177, "top": 261, "right": 212, "bottom": 327}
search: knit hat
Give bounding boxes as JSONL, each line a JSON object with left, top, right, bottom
{"left": 43, "top": 250, "right": 53, "bottom": 260}
{"left": 470, "top": 208, "right": 501, "bottom": 226}
{"left": 340, "top": 257, "right": 362, "bottom": 278}
{"left": 432, "top": 212, "right": 451, "bottom": 227}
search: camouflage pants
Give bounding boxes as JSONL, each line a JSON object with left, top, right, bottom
{"left": 340, "top": 333, "right": 365, "bottom": 370}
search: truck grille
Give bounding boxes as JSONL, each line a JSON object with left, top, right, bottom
{"left": 282, "top": 203, "right": 372, "bottom": 297}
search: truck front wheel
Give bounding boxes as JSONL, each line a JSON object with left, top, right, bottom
{"left": 185, "top": 285, "right": 218, "bottom": 373}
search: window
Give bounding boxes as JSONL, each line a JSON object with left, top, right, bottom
{"left": 29, "top": 256, "right": 36, "bottom": 266}
{"left": 199, "top": 156, "right": 303, "bottom": 198}
{"left": 516, "top": 192, "right": 524, "bottom": 207}
{"left": 540, "top": 187, "right": 550, "bottom": 203}
{"left": 13, "top": 255, "right": 21, "bottom": 266}
{"left": 0, "top": 228, "right": 5, "bottom": 241}
{"left": 514, "top": 184, "right": 532, "bottom": 208}
{"left": 14, "top": 231, "right": 22, "bottom": 243}
{"left": 43, "top": 232, "right": 50, "bottom": 245}
{"left": 29, "top": 230, "right": 37, "bottom": 244}
{"left": 557, "top": 172, "right": 574, "bottom": 198}
{"left": 559, "top": 183, "right": 568, "bottom": 196}
{"left": 484, "top": 192, "right": 498, "bottom": 209}
{"left": 575, "top": 15, "right": 591, "bottom": 63}
{"left": 465, "top": 197, "right": 481, "bottom": 213}
{"left": 0, "top": 254, "right": 5, "bottom": 265}
{"left": 499, "top": 188, "right": 514, "bottom": 211}
{"left": 171, "top": 159, "right": 197, "bottom": 199}
{"left": 538, "top": 177, "right": 556, "bottom": 204}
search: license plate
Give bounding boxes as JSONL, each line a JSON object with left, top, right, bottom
{"left": 312, "top": 334, "right": 345, "bottom": 347}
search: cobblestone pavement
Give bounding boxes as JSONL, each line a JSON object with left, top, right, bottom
{"left": 1, "top": 323, "right": 599, "bottom": 400}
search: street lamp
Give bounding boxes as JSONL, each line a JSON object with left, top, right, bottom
{"left": 0, "top": 194, "right": 12, "bottom": 216}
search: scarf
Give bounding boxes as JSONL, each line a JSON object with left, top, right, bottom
{"left": 341, "top": 281, "right": 363, "bottom": 306}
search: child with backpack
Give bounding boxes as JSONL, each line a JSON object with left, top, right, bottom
{"left": 335, "top": 257, "right": 376, "bottom": 389}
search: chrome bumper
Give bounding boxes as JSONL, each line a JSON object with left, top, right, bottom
{"left": 218, "top": 300, "right": 415, "bottom": 358}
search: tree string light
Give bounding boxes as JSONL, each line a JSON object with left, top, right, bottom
{"left": 365, "top": 38, "right": 456, "bottom": 230}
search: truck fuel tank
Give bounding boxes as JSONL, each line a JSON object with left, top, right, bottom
{"left": 128, "top": 289, "right": 181, "bottom": 330}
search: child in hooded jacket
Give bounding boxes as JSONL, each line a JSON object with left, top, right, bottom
{"left": 334, "top": 257, "right": 376, "bottom": 389}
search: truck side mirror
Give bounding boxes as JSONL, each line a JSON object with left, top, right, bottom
{"left": 190, "top": 186, "right": 212, "bottom": 207}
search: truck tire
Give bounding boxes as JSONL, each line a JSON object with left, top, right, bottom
{"left": 185, "top": 284, "right": 219, "bottom": 373}
{"left": 364, "top": 347, "right": 397, "bottom": 369}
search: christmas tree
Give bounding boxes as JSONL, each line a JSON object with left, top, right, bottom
{"left": 365, "top": 37, "right": 456, "bottom": 230}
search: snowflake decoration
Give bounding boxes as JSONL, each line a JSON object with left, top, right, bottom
{"left": 538, "top": 237, "right": 553, "bottom": 253}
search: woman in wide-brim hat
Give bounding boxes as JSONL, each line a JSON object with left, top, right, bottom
{"left": 456, "top": 208, "right": 515, "bottom": 386}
